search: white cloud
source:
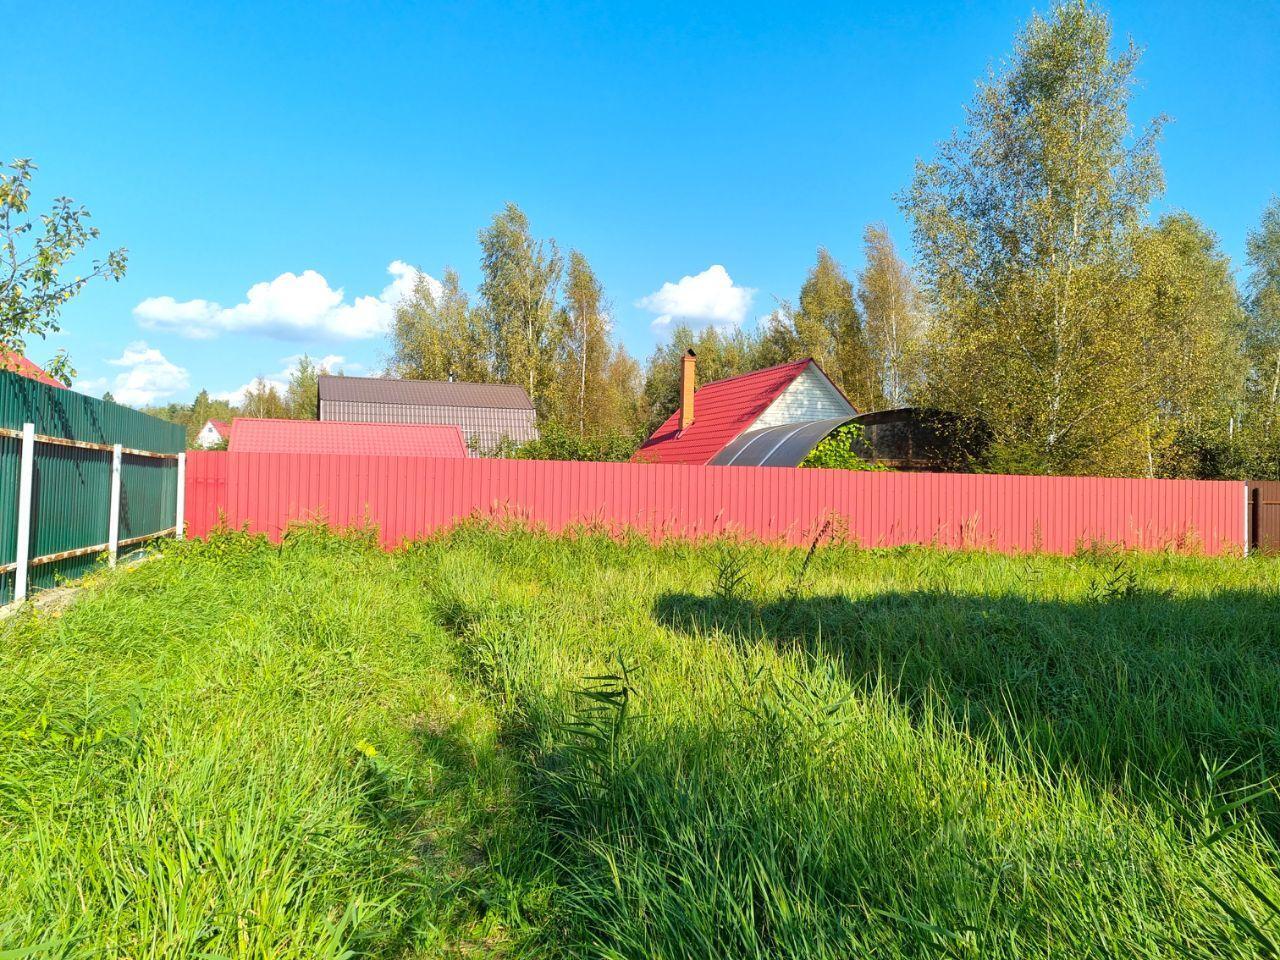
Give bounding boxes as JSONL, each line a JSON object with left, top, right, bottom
{"left": 214, "top": 353, "right": 346, "bottom": 405}
{"left": 72, "top": 376, "right": 109, "bottom": 397}
{"left": 134, "top": 261, "right": 435, "bottom": 341}
{"left": 637, "top": 265, "right": 756, "bottom": 330}
{"left": 75, "top": 341, "right": 190, "bottom": 406}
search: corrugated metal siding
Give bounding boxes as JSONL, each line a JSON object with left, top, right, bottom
{"left": 184, "top": 451, "right": 1246, "bottom": 556}
{"left": 186, "top": 448, "right": 229, "bottom": 539}
{"left": 1247, "top": 481, "right": 1280, "bottom": 553}
{"left": 0, "top": 371, "right": 185, "bottom": 601}
{"left": 317, "top": 375, "right": 534, "bottom": 409}
{"left": 318, "top": 400, "right": 538, "bottom": 452}
{"left": 752, "top": 366, "right": 855, "bottom": 429}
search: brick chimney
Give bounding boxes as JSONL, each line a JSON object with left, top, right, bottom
{"left": 680, "top": 349, "right": 696, "bottom": 432}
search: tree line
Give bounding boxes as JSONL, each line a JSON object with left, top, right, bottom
{"left": 137, "top": 356, "right": 326, "bottom": 447}
{"left": 385, "top": 0, "right": 1280, "bottom": 478}
{"left": 387, "top": 204, "right": 926, "bottom": 450}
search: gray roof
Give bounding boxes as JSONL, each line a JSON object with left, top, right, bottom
{"left": 709, "top": 416, "right": 856, "bottom": 467}
{"left": 317, "top": 375, "right": 534, "bottom": 411}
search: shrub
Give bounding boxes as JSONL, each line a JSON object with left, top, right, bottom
{"left": 799, "top": 423, "right": 883, "bottom": 470}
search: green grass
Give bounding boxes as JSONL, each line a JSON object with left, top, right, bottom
{"left": 3, "top": 525, "right": 1280, "bottom": 957}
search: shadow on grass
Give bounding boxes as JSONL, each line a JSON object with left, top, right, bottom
{"left": 343, "top": 714, "right": 556, "bottom": 956}
{"left": 653, "top": 586, "right": 1280, "bottom": 825}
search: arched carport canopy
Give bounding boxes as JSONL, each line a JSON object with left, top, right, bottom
{"left": 708, "top": 415, "right": 857, "bottom": 467}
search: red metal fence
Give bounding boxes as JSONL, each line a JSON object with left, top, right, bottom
{"left": 184, "top": 451, "right": 1247, "bottom": 555}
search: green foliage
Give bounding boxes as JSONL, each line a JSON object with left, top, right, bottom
{"left": 1246, "top": 196, "right": 1280, "bottom": 407}
{"left": 903, "top": 0, "right": 1171, "bottom": 475}
{"left": 479, "top": 203, "right": 564, "bottom": 415}
{"left": 284, "top": 354, "right": 323, "bottom": 420}
{"left": 389, "top": 267, "right": 490, "bottom": 384}
{"left": 859, "top": 224, "right": 926, "bottom": 408}
{"left": 492, "top": 419, "right": 643, "bottom": 462}
{"left": 386, "top": 206, "right": 645, "bottom": 440}
{"left": 0, "top": 158, "right": 128, "bottom": 383}
{"left": 640, "top": 323, "right": 775, "bottom": 432}
{"left": 797, "top": 249, "right": 880, "bottom": 410}
{"left": 1132, "top": 214, "right": 1246, "bottom": 475}
{"left": 759, "top": 250, "right": 882, "bottom": 410}
{"left": 1237, "top": 197, "right": 1280, "bottom": 474}
{"left": 799, "top": 423, "right": 883, "bottom": 470}
{"left": 238, "top": 377, "right": 288, "bottom": 419}
{"left": 6, "top": 528, "right": 1280, "bottom": 955}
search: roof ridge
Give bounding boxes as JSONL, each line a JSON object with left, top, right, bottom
{"left": 696, "top": 357, "right": 811, "bottom": 390}
{"left": 317, "top": 373, "right": 515, "bottom": 388}
{"left": 317, "top": 374, "right": 535, "bottom": 411}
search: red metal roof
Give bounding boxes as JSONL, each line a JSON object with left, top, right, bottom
{"left": 0, "top": 351, "right": 65, "bottom": 389}
{"left": 208, "top": 419, "right": 230, "bottom": 438}
{"left": 229, "top": 418, "right": 468, "bottom": 457}
{"left": 633, "top": 358, "right": 814, "bottom": 465}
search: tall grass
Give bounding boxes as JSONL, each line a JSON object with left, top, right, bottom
{"left": 2, "top": 525, "right": 1280, "bottom": 957}
{"left": 0, "top": 528, "right": 542, "bottom": 957}
{"left": 420, "top": 528, "right": 1280, "bottom": 958}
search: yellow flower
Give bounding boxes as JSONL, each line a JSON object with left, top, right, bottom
{"left": 356, "top": 740, "right": 378, "bottom": 758}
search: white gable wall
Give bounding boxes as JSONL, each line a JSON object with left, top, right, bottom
{"left": 196, "top": 422, "right": 224, "bottom": 448}
{"left": 750, "top": 365, "right": 855, "bottom": 431}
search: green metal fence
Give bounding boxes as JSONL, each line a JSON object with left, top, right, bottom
{"left": 0, "top": 370, "right": 185, "bottom": 603}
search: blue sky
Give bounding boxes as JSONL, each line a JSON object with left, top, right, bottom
{"left": 6, "top": 1, "right": 1278, "bottom": 406}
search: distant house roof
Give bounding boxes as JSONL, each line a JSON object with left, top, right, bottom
{"left": 206, "top": 419, "right": 230, "bottom": 439}
{"left": 0, "top": 351, "right": 65, "bottom": 390}
{"left": 228, "top": 418, "right": 468, "bottom": 458}
{"left": 634, "top": 359, "right": 823, "bottom": 466}
{"left": 317, "top": 375, "right": 534, "bottom": 411}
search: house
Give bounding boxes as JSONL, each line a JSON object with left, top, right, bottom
{"left": 227, "top": 418, "right": 468, "bottom": 458}
{"left": 0, "top": 351, "right": 66, "bottom": 389}
{"left": 195, "top": 419, "right": 231, "bottom": 448}
{"left": 317, "top": 375, "right": 538, "bottom": 454}
{"left": 633, "top": 351, "right": 859, "bottom": 467}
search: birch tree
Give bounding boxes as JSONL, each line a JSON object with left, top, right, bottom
{"left": 903, "top": 0, "right": 1165, "bottom": 474}
{"left": 285, "top": 355, "right": 324, "bottom": 420}
{"left": 389, "top": 268, "right": 490, "bottom": 383}
{"left": 794, "top": 248, "right": 880, "bottom": 410}
{"left": 1245, "top": 198, "right": 1280, "bottom": 419}
{"left": 478, "top": 203, "right": 563, "bottom": 415}
{"left": 556, "top": 250, "right": 610, "bottom": 434}
{"left": 858, "top": 224, "right": 925, "bottom": 408}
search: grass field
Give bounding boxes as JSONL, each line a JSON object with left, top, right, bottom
{"left": 3, "top": 525, "right": 1280, "bottom": 957}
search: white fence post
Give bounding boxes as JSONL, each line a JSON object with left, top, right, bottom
{"left": 14, "top": 422, "right": 35, "bottom": 602}
{"left": 108, "top": 443, "right": 122, "bottom": 567}
{"left": 176, "top": 452, "right": 186, "bottom": 540}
